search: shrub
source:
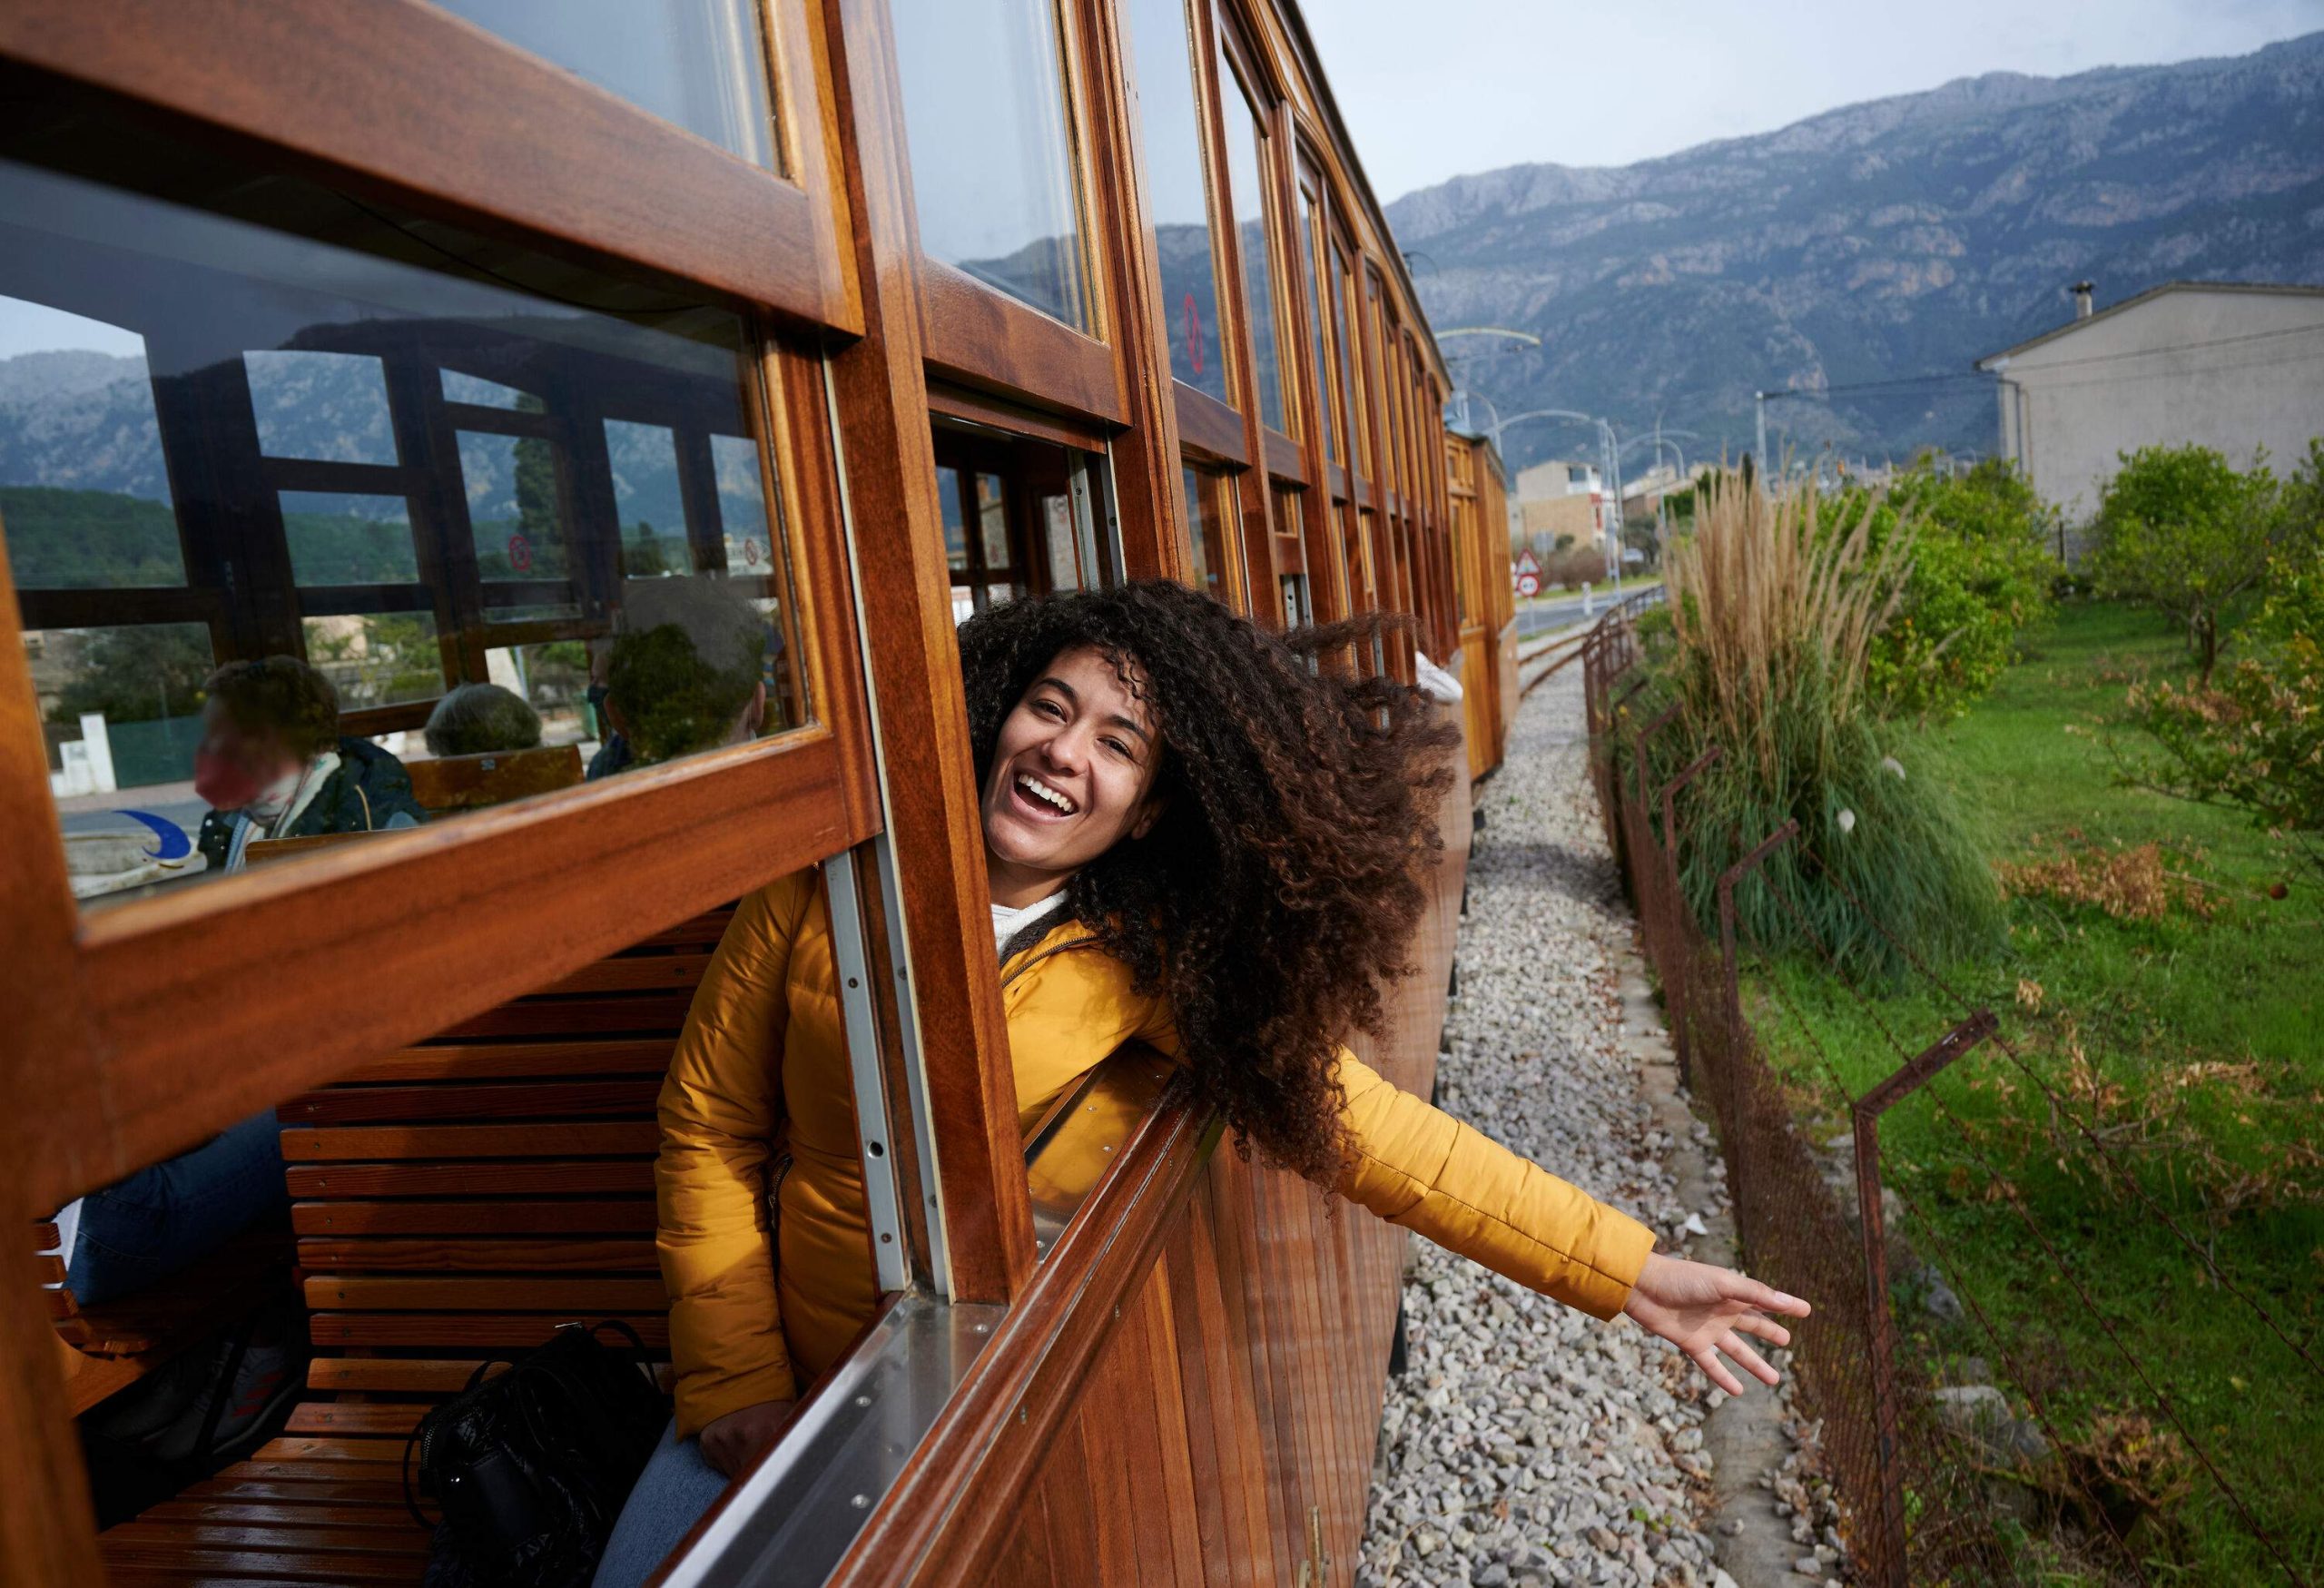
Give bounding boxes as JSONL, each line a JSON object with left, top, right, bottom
{"left": 2088, "top": 445, "right": 2286, "bottom": 683}
{"left": 1628, "top": 470, "right": 1998, "bottom": 979}
{"left": 2124, "top": 550, "right": 2324, "bottom": 876}
{"left": 1856, "top": 461, "right": 2059, "bottom": 722}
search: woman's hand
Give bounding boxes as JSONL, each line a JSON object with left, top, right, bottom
{"left": 1621, "top": 1251, "right": 1809, "bottom": 1396}
{"left": 698, "top": 1399, "right": 796, "bottom": 1479}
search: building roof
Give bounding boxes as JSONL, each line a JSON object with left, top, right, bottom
{"left": 1976, "top": 281, "right": 2324, "bottom": 369}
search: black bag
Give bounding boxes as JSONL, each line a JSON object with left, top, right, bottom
{"left": 404, "top": 1320, "right": 668, "bottom": 1588}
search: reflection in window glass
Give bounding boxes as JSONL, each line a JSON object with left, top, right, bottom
{"left": 1042, "top": 494, "right": 1081, "bottom": 590}
{"left": 279, "top": 492, "right": 419, "bottom": 585}
{"left": 605, "top": 419, "right": 694, "bottom": 577}
{"left": 1297, "top": 183, "right": 1338, "bottom": 463}
{"left": 1216, "top": 47, "right": 1285, "bottom": 434}
{"left": 1280, "top": 572, "right": 1310, "bottom": 628}
{"left": 305, "top": 612, "right": 445, "bottom": 710}
{"left": 1128, "top": 0, "right": 1226, "bottom": 403}
{"left": 0, "top": 134, "right": 800, "bottom": 908}
{"left": 245, "top": 350, "right": 399, "bottom": 466}
{"left": 0, "top": 301, "right": 182, "bottom": 593}
{"left": 442, "top": 369, "right": 533, "bottom": 409}
{"left": 433, "top": 0, "right": 779, "bottom": 171}
{"left": 713, "top": 434, "right": 776, "bottom": 576}
{"left": 1334, "top": 243, "right": 1369, "bottom": 481}
{"left": 892, "top": 0, "right": 1087, "bottom": 330}
{"left": 458, "top": 429, "right": 574, "bottom": 605}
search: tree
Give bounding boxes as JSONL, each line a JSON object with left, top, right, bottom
{"left": 2089, "top": 445, "right": 2284, "bottom": 684}
{"left": 46, "top": 624, "right": 213, "bottom": 725}
{"left": 1859, "top": 460, "right": 2059, "bottom": 721}
{"left": 2126, "top": 552, "right": 2324, "bottom": 875}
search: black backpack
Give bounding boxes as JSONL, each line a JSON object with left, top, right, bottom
{"left": 404, "top": 1321, "right": 668, "bottom": 1588}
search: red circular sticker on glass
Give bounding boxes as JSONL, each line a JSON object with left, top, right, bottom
{"left": 507, "top": 532, "right": 533, "bottom": 573}
{"left": 743, "top": 538, "right": 763, "bottom": 567}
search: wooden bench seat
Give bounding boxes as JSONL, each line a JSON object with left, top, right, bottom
{"left": 97, "top": 906, "right": 731, "bottom": 1585}
{"left": 44, "top": 1225, "right": 296, "bottom": 1417}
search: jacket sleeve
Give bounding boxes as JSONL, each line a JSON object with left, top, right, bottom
{"left": 1332, "top": 1049, "right": 1656, "bottom": 1320}
{"left": 657, "top": 872, "right": 817, "bottom": 1437}
{"left": 1132, "top": 1004, "right": 1655, "bottom": 1319}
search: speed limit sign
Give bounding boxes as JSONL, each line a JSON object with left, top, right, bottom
{"left": 1515, "top": 570, "right": 1541, "bottom": 597}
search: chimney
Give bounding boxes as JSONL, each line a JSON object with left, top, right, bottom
{"left": 2073, "top": 281, "right": 2094, "bottom": 321}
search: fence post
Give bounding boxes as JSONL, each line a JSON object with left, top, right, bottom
{"left": 1657, "top": 745, "right": 1721, "bottom": 853}
{"left": 1851, "top": 1010, "right": 1999, "bottom": 1587}
{"left": 1631, "top": 703, "right": 1682, "bottom": 824}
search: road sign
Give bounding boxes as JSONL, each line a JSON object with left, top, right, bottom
{"left": 1515, "top": 569, "right": 1541, "bottom": 598}
{"left": 1514, "top": 548, "right": 1540, "bottom": 577}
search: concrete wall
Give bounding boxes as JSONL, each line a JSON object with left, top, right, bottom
{"left": 1994, "top": 288, "right": 2324, "bottom": 527}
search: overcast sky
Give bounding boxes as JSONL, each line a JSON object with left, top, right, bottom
{"left": 1303, "top": 0, "right": 2324, "bottom": 204}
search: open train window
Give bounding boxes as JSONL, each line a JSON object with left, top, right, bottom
{"left": 932, "top": 421, "right": 1118, "bottom": 622}
{"left": 0, "top": 129, "right": 811, "bottom": 911}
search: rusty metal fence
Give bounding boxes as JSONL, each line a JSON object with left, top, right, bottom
{"left": 1576, "top": 594, "right": 2318, "bottom": 1587}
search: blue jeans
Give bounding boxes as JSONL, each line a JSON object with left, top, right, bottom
{"left": 66, "top": 1110, "right": 288, "bottom": 1307}
{"left": 595, "top": 1419, "right": 731, "bottom": 1588}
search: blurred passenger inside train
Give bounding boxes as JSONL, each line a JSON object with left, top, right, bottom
{"left": 423, "top": 682, "right": 544, "bottom": 758}
{"left": 586, "top": 577, "right": 768, "bottom": 779}
{"left": 595, "top": 580, "right": 1812, "bottom": 1587}
{"left": 192, "top": 656, "right": 425, "bottom": 875}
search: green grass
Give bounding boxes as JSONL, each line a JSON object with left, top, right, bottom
{"left": 1741, "top": 600, "right": 2324, "bottom": 1585}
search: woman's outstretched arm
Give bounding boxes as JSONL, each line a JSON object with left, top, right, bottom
{"left": 1332, "top": 1050, "right": 1807, "bottom": 1388}
{"left": 657, "top": 872, "right": 817, "bottom": 1443}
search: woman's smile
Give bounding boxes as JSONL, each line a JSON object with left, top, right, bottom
{"left": 1009, "top": 768, "right": 1079, "bottom": 820}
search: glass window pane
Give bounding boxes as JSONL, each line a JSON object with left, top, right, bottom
{"left": 1129, "top": 0, "right": 1226, "bottom": 402}
{"left": 892, "top": 0, "right": 1087, "bottom": 330}
{"left": 1041, "top": 493, "right": 1081, "bottom": 590}
{"left": 976, "top": 472, "right": 1010, "bottom": 568}
{"left": 458, "top": 430, "right": 577, "bottom": 619}
{"left": 1335, "top": 244, "right": 1370, "bottom": 481}
{"left": 0, "top": 123, "right": 804, "bottom": 912}
{"left": 1182, "top": 465, "right": 1239, "bottom": 609}
{"left": 244, "top": 350, "right": 399, "bottom": 466}
{"left": 606, "top": 419, "right": 694, "bottom": 578}
{"left": 713, "top": 433, "right": 776, "bottom": 575}
{"left": 1298, "top": 182, "right": 1338, "bottom": 463}
{"left": 441, "top": 369, "right": 532, "bottom": 409}
{"left": 279, "top": 491, "right": 418, "bottom": 585}
{"left": 937, "top": 465, "right": 969, "bottom": 572}
{"left": 0, "top": 302, "right": 182, "bottom": 589}
{"left": 432, "top": 0, "right": 778, "bottom": 171}
{"left": 1216, "top": 48, "right": 1285, "bottom": 434}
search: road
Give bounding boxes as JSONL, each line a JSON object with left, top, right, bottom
{"left": 1513, "top": 586, "right": 1649, "bottom": 637}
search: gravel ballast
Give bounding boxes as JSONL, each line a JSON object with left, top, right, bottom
{"left": 1356, "top": 659, "right": 1786, "bottom": 1588}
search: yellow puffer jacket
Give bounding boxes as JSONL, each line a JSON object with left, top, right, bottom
{"left": 658, "top": 870, "right": 1657, "bottom": 1437}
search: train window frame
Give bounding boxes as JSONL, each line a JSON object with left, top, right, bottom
{"left": 0, "top": 83, "right": 885, "bottom": 1220}
{"left": 0, "top": 0, "right": 860, "bottom": 338}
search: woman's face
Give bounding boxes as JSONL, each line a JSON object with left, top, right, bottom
{"left": 980, "top": 645, "right": 1165, "bottom": 903}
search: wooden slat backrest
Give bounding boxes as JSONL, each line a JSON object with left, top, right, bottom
{"left": 284, "top": 907, "right": 728, "bottom": 1376}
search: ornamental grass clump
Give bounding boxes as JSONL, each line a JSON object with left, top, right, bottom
{"left": 1626, "top": 469, "right": 1998, "bottom": 980}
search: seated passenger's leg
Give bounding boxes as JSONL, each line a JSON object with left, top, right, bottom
{"left": 66, "top": 1109, "right": 289, "bottom": 1306}
{"left": 593, "top": 1418, "right": 732, "bottom": 1588}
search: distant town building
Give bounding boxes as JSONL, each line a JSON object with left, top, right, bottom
{"left": 1512, "top": 458, "right": 1606, "bottom": 551}
{"left": 1977, "top": 281, "right": 2324, "bottom": 531}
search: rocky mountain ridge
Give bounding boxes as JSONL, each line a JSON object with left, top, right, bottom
{"left": 1386, "top": 32, "right": 2324, "bottom": 470}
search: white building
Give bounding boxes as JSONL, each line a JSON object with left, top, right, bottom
{"left": 1977, "top": 281, "right": 2324, "bottom": 527}
{"left": 1511, "top": 458, "right": 1607, "bottom": 550}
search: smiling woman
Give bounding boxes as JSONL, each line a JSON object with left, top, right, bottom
{"left": 596, "top": 581, "right": 1807, "bottom": 1583}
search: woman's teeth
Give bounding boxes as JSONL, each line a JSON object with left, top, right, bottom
{"left": 1016, "top": 772, "right": 1076, "bottom": 814}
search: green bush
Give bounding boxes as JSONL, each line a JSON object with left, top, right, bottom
{"left": 2089, "top": 444, "right": 2289, "bottom": 683}
{"left": 1856, "top": 461, "right": 2059, "bottom": 722}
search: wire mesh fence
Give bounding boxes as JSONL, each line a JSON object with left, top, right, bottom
{"left": 1577, "top": 595, "right": 2316, "bottom": 1587}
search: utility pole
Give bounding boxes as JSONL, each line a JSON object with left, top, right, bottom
{"left": 1754, "top": 390, "right": 1768, "bottom": 491}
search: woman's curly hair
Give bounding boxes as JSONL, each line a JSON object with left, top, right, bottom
{"left": 959, "top": 580, "right": 1460, "bottom": 1184}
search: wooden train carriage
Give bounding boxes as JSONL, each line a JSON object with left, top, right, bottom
{"left": 1446, "top": 428, "right": 1517, "bottom": 781}
{"left": 0, "top": 0, "right": 1514, "bottom": 1582}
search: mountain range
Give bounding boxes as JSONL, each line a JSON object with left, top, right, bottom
{"left": 1384, "top": 31, "right": 2324, "bottom": 475}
